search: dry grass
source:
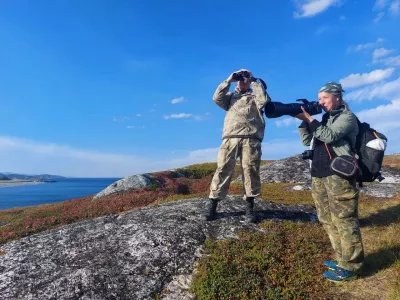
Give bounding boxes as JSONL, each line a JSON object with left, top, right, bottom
{"left": 383, "top": 154, "right": 400, "bottom": 168}
{"left": 326, "top": 194, "right": 400, "bottom": 300}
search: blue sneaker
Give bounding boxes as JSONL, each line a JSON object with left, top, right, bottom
{"left": 323, "top": 267, "right": 358, "bottom": 282}
{"left": 323, "top": 260, "right": 339, "bottom": 270}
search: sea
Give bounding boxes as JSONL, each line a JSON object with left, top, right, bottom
{"left": 0, "top": 178, "right": 122, "bottom": 210}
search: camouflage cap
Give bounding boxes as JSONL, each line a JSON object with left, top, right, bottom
{"left": 319, "top": 81, "right": 345, "bottom": 96}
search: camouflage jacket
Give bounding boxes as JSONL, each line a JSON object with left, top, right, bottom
{"left": 298, "top": 105, "right": 358, "bottom": 157}
{"left": 213, "top": 80, "right": 271, "bottom": 142}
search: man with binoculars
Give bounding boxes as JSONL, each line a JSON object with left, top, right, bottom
{"left": 204, "top": 69, "right": 271, "bottom": 223}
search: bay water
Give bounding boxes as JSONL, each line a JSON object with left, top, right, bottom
{"left": 0, "top": 178, "right": 121, "bottom": 210}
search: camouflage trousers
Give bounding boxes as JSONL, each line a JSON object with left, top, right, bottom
{"left": 312, "top": 175, "right": 364, "bottom": 272}
{"left": 209, "top": 138, "right": 262, "bottom": 200}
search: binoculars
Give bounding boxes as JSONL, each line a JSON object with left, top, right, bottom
{"left": 232, "top": 71, "right": 257, "bottom": 84}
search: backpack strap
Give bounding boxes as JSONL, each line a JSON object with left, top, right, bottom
{"left": 343, "top": 136, "right": 357, "bottom": 156}
{"left": 342, "top": 116, "right": 362, "bottom": 157}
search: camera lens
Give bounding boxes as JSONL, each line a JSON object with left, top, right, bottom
{"left": 304, "top": 102, "right": 322, "bottom": 116}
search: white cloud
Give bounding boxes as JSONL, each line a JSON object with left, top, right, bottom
{"left": 339, "top": 68, "right": 395, "bottom": 89}
{"left": 356, "top": 99, "right": 400, "bottom": 153}
{"left": 347, "top": 38, "right": 384, "bottom": 53}
{"left": 0, "top": 137, "right": 212, "bottom": 177}
{"left": 171, "top": 97, "right": 185, "bottom": 104}
{"left": 346, "top": 77, "right": 400, "bottom": 101}
{"left": 373, "top": 48, "right": 395, "bottom": 60}
{"left": 261, "top": 139, "right": 306, "bottom": 159}
{"left": 112, "top": 116, "right": 130, "bottom": 122}
{"left": 374, "top": 0, "right": 388, "bottom": 9}
{"left": 340, "top": 15, "right": 346, "bottom": 20}
{"left": 136, "top": 114, "right": 142, "bottom": 117}
{"left": 294, "top": 0, "right": 337, "bottom": 18}
{"left": 381, "top": 55, "right": 400, "bottom": 66}
{"left": 0, "top": 136, "right": 160, "bottom": 177}
{"left": 163, "top": 113, "right": 193, "bottom": 120}
{"left": 127, "top": 126, "right": 145, "bottom": 129}
{"left": 193, "top": 115, "right": 205, "bottom": 121}
{"left": 169, "top": 139, "right": 307, "bottom": 163}
{"left": 0, "top": 135, "right": 350, "bottom": 178}
{"left": 0, "top": 136, "right": 215, "bottom": 178}
{"left": 174, "top": 148, "right": 219, "bottom": 163}
{"left": 390, "top": 0, "right": 400, "bottom": 15}
{"left": 315, "top": 25, "right": 329, "bottom": 35}
{"left": 357, "top": 99, "right": 400, "bottom": 128}
{"left": 275, "top": 118, "right": 301, "bottom": 128}
{"left": 374, "top": 12, "right": 385, "bottom": 22}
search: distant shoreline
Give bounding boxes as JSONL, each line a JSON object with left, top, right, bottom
{"left": 0, "top": 180, "right": 47, "bottom": 188}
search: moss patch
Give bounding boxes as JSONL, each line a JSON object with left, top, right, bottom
{"left": 176, "top": 163, "right": 218, "bottom": 179}
{"left": 190, "top": 221, "right": 333, "bottom": 299}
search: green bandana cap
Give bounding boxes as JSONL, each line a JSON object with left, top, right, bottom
{"left": 319, "top": 81, "right": 345, "bottom": 96}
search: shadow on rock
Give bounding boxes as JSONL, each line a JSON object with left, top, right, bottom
{"left": 256, "top": 209, "right": 318, "bottom": 223}
{"left": 214, "top": 205, "right": 318, "bottom": 223}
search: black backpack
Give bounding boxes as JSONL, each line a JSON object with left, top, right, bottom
{"left": 353, "top": 118, "right": 388, "bottom": 185}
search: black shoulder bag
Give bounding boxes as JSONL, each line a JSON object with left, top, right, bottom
{"left": 324, "top": 143, "right": 359, "bottom": 179}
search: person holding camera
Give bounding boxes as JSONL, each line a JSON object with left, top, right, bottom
{"left": 295, "top": 82, "right": 364, "bottom": 282}
{"left": 204, "top": 69, "right": 270, "bottom": 223}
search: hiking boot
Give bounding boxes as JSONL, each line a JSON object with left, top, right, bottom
{"left": 245, "top": 197, "right": 257, "bottom": 223}
{"left": 323, "top": 260, "right": 339, "bottom": 271}
{"left": 323, "top": 267, "right": 358, "bottom": 282}
{"left": 204, "top": 199, "right": 219, "bottom": 221}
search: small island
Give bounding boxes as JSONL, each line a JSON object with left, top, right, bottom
{"left": 0, "top": 173, "right": 64, "bottom": 188}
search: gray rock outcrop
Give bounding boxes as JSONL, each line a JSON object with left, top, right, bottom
{"left": 360, "top": 165, "right": 400, "bottom": 198}
{"left": 261, "top": 155, "right": 311, "bottom": 184}
{"left": 93, "top": 174, "right": 154, "bottom": 200}
{"left": 0, "top": 196, "right": 316, "bottom": 300}
{"left": 235, "top": 155, "right": 311, "bottom": 184}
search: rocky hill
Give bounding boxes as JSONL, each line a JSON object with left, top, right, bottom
{"left": 0, "top": 174, "right": 11, "bottom": 181}
{"left": 0, "top": 155, "right": 399, "bottom": 299}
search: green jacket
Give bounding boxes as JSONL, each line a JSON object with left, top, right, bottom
{"left": 298, "top": 105, "right": 358, "bottom": 157}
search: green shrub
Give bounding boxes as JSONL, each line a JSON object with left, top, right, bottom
{"left": 176, "top": 163, "right": 218, "bottom": 179}
{"left": 190, "top": 221, "right": 331, "bottom": 299}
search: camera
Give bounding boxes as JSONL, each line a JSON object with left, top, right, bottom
{"left": 232, "top": 71, "right": 255, "bottom": 83}
{"left": 301, "top": 150, "right": 314, "bottom": 160}
{"left": 264, "top": 99, "right": 322, "bottom": 119}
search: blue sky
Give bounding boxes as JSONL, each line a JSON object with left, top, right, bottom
{"left": 0, "top": 0, "right": 399, "bottom": 177}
